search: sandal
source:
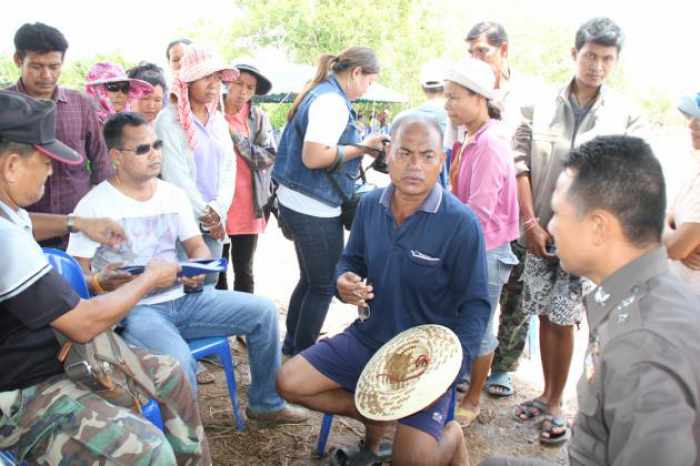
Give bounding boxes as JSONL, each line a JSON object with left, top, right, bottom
{"left": 485, "top": 372, "right": 514, "bottom": 397}
{"left": 455, "top": 406, "right": 479, "bottom": 427}
{"left": 513, "top": 398, "right": 547, "bottom": 421}
{"left": 539, "top": 414, "right": 571, "bottom": 446}
{"left": 329, "top": 440, "right": 392, "bottom": 466}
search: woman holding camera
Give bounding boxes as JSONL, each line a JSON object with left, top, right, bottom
{"left": 272, "top": 47, "right": 385, "bottom": 356}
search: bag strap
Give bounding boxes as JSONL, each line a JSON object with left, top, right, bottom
{"left": 324, "top": 170, "right": 352, "bottom": 203}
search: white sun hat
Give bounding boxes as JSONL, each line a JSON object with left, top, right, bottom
{"left": 444, "top": 58, "right": 496, "bottom": 100}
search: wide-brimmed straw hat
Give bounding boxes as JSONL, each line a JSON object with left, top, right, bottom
{"left": 355, "top": 324, "right": 462, "bottom": 421}
{"left": 444, "top": 58, "right": 496, "bottom": 100}
{"left": 178, "top": 46, "right": 239, "bottom": 84}
{"left": 85, "top": 62, "right": 153, "bottom": 99}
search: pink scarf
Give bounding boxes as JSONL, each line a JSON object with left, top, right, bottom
{"left": 171, "top": 78, "right": 220, "bottom": 150}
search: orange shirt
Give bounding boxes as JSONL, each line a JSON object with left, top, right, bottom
{"left": 225, "top": 103, "right": 266, "bottom": 235}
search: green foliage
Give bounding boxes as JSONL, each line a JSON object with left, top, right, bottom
{"left": 0, "top": 55, "right": 19, "bottom": 88}
{"left": 225, "top": 0, "right": 447, "bottom": 106}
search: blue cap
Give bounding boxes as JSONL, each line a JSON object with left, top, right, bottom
{"left": 679, "top": 92, "right": 700, "bottom": 118}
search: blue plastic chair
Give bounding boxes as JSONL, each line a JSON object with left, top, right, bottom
{"left": 315, "top": 384, "right": 458, "bottom": 457}
{"left": 43, "top": 249, "right": 244, "bottom": 431}
{"left": 0, "top": 451, "right": 18, "bottom": 466}
{"left": 42, "top": 248, "right": 165, "bottom": 431}
{"left": 187, "top": 336, "right": 245, "bottom": 431}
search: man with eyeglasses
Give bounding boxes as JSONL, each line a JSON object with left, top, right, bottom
{"left": 6, "top": 22, "right": 111, "bottom": 249}
{"left": 66, "top": 112, "right": 309, "bottom": 426}
{"left": 278, "top": 114, "right": 489, "bottom": 466}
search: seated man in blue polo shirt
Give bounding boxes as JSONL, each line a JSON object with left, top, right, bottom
{"left": 277, "top": 114, "right": 490, "bottom": 466}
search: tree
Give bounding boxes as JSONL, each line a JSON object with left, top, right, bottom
{"left": 213, "top": 0, "right": 449, "bottom": 106}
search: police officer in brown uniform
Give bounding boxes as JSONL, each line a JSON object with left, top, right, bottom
{"left": 480, "top": 136, "right": 700, "bottom": 466}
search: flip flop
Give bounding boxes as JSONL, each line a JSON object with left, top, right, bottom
{"left": 455, "top": 406, "right": 479, "bottom": 427}
{"left": 513, "top": 398, "right": 547, "bottom": 422}
{"left": 329, "top": 441, "right": 392, "bottom": 466}
{"left": 485, "top": 372, "right": 514, "bottom": 397}
{"left": 539, "top": 414, "right": 571, "bottom": 446}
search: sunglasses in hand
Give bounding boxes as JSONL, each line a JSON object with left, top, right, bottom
{"left": 118, "top": 140, "right": 163, "bottom": 155}
{"left": 105, "top": 81, "right": 130, "bottom": 94}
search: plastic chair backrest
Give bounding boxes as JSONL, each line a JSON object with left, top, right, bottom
{"left": 42, "top": 248, "right": 90, "bottom": 299}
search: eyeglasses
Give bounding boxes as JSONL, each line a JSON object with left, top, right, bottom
{"left": 118, "top": 140, "right": 163, "bottom": 155}
{"left": 105, "top": 81, "right": 130, "bottom": 94}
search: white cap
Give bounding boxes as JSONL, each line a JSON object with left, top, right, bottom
{"left": 444, "top": 58, "right": 496, "bottom": 100}
{"left": 420, "top": 60, "right": 447, "bottom": 90}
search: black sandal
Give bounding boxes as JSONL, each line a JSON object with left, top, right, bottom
{"left": 329, "top": 440, "right": 392, "bottom": 466}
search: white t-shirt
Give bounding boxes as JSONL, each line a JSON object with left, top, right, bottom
{"left": 277, "top": 92, "right": 349, "bottom": 217}
{"left": 669, "top": 172, "right": 700, "bottom": 295}
{"left": 67, "top": 179, "right": 201, "bottom": 305}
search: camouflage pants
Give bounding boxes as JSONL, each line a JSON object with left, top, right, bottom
{"left": 491, "top": 241, "right": 530, "bottom": 373}
{"left": 0, "top": 349, "right": 211, "bottom": 465}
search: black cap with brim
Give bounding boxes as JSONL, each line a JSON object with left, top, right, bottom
{"left": 0, "top": 91, "right": 84, "bottom": 165}
{"left": 233, "top": 63, "right": 272, "bottom": 96}
{"left": 34, "top": 140, "right": 83, "bottom": 165}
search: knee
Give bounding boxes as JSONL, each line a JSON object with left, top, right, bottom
{"left": 275, "top": 358, "right": 303, "bottom": 402}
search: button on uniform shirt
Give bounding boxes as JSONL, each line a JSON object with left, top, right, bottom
{"left": 573, "top": 247, "right": 700, "bottom": 466}
{"left": 336, "top": 184, "right": 491, "bottom": 374}
{"left": 6, "top": 80, "right": 112, "bottom": 217}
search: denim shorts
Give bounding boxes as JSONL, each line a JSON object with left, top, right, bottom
{"left": 301, "top": 330, "right": 452, "bottom": 441}
{"left": 479, "top": 242, "right": 519, "bottom": 356}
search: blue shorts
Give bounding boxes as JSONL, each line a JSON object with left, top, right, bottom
{"left": 301, "top": 330, "right": 452, "bottom": 441}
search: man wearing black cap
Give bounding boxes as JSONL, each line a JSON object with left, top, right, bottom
{"left": 0, "top": 91, "right": 212, "bottom": 465}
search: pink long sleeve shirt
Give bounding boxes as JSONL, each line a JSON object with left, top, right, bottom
{"left": 452, "top": 119, "right": 520, "bottom": 251}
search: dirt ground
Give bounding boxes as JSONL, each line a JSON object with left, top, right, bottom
{"left": 199, "top": 338, "right": 574, "bottom": 466}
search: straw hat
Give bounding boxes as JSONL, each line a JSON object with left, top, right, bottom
{"left": 178, "top": 46, "right": 239, "bottom": 84}
{"left": 355, "top": 324, "right": 462, "bottom": 421}
{"left": 85, "top": 62, "right": 153, "bottom": 99}
{"left": 444, "top": 58, "right": 496, "bottom": 100}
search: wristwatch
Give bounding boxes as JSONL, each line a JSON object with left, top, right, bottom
{"left": 66, "top": 215, "right": 79, "bottom": 233}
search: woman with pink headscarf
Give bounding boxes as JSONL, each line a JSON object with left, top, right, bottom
{"left": 155, "top": 46, "right": 238, "bottom": 282}
{"left": 85, "top": 62, "right": 153, "bottom": 123}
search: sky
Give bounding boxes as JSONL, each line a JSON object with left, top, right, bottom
{"left": 1, "top": 0, "right": 698, "bottom": 93}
